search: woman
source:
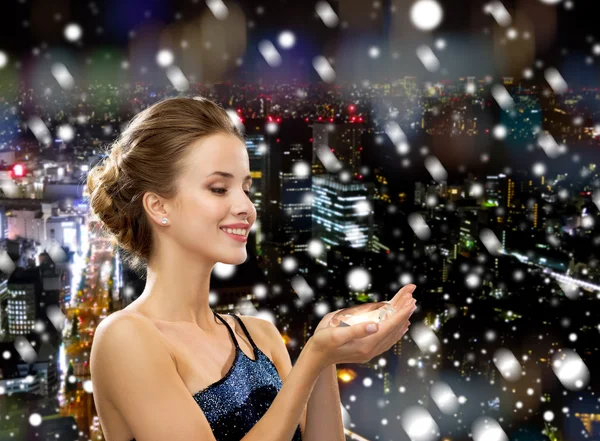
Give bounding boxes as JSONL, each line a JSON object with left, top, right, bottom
{"left": 87, "top": 96, "right": 417, "bottom": 441}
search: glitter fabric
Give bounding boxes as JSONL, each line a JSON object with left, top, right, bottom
{"left": 130, "top": 311, "right": 302, "bottom": 441}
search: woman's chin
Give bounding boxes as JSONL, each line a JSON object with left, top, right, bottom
{"left": 222, "top": 250, "right": 248, "bottom": 265}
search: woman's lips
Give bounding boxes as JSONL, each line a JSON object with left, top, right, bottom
{"left": 220, "top": 229, "right": 248, "bottom": 242}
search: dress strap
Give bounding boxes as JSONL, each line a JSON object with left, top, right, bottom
{"left": 228, "top": 313, "right": 259, "bottom": 351}
{"left": 212, "top": 311, "right": 240, "bottom": 350}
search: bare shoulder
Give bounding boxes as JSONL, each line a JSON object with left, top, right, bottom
{"left": 236, "top": 313, "right": 271, "bottom": 328}
{"left": 236, "top": 314, "right": 280, "bottom": 341}
{"left": 90, "top": 310, "right": 217, "bottom": 441}
{"left": 90, "top": 310, "right": 173, "bottom": 387}
{"left": 93, "top": 309, "right": 166, "bottom": 353}
{"left": 90, "top": 309, "right": 179, "bottom": 417}
{"left": 96, "top": 308, "right": 153, "bottom": 330}
{"left": 236, "top": 314, "right": 285, "bottom": 362}
{"left": 93, "top": 310, "right": 147, "bottom": 347}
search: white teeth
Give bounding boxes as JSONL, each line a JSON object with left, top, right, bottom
{"left": 222, "top": 228, "right": 247, "bottom": 237}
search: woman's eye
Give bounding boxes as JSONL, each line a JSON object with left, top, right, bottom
{"left": 211, "top": 188, "right": 252, "bottom": 196}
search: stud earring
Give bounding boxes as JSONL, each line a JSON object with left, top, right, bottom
{"left": 161, "top": 218, "right": 168, "bottom": 225}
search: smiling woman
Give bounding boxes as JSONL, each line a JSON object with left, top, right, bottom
{"left": 85, "top": 96, "right": 313, "bottom": 441}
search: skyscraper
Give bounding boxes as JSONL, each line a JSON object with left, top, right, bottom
{"left": 312, "top": 123, "right": 365, "bottom": 177}
{"left": 312, "top": 174, "right": 374, "bottom": 256}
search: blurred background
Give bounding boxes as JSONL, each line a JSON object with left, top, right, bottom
{"left": 0, "top": 0, "right": 599, "bottom": 440}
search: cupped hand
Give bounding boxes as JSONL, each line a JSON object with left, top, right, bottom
{"left": 308, "top": 284, "right": 417, "bottom": 370}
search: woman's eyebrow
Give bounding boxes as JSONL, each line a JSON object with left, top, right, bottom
{"left": 206, "top": 171, "right": 252, "bottom": 182}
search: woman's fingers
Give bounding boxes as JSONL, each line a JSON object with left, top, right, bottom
{"left": 377, "top": 297, "right": 415, "bottom": 336}
{"left": 367, "top": 296, "right": 416, "bottom": 358}
{"left": 389, "top": 284, "right": 417, "bottom": 309}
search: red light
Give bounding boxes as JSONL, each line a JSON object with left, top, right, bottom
{"left": 13, "top": 164, "right": 24, "bottom": 177}
{"left": 331, "top": 148, "right": 334, "bottom": 152}
{"left": 276, "top": 118, "right": 281, "bottom": 123}
{"left": 309, "top": 138, "right": 313, "bottom": 142}
{"left": 351, "top": 116, "right": 356, "bottom": 121}
{"left": 268, "top": 116, "right": 273, "bottom": 122}
{"left": 359, "top": 175, "right": 363, "bottom": 179}
{"left": 359, "top": 147, "right": 363, "bottom": 151}
{"left": 305, "top": 117, "right": 309, "bottom": 122}
{"left": 329, "top": 118, "right": 334, "bottom": 122}
{"left": 318, "top": 117, "right": 322, "bottom": 121}
{"left": 276, "top": 138, "right": 280, "bottom": 143}
{"left": 239, "top": 117, "right": 244, "bottom": 122}
{"left": 237, "top": 108, "right": 242, "bottom": 113}
{"left": 358, "top": 117, "right": 363, "bottom": 122}
{"left": 349, "top": 105, "right": 355, "bottom": 112}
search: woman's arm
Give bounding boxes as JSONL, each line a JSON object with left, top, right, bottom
{"left": 302, "top": 364, "right": 345, "bottom": 441}
{"left": 241, "top": 337, "right": 323, "bottom": 441}
{"left": 253, "top": 317, "right": 344, "bottom": 441}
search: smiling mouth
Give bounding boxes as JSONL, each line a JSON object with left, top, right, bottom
{"left": 220, "top": 228, "right": 249, "bottom": 241}
{"left": 219, "top": 228, "right": 249, "bottom": 237}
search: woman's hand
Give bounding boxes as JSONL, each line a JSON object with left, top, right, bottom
{"left": 313, "top": 284, "right": 417, "bottom": 332}
{"left": 307, "top": 284, "right": 417, "bottom": 370}
{"left": 313, "top": 311, "right": 338, "bottom": 334}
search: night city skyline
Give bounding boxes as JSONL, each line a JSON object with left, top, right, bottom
{"left": 1, "top": 1, "right": 600, "bottom": 441}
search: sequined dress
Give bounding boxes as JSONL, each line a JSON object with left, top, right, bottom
{"left": 130, "top": 311, "right": 303, "bottom": 441}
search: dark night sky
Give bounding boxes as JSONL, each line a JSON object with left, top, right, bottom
{"left": 0, "top": 0, "right": 598, "bottom": 85}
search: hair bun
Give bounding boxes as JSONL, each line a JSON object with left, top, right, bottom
{"left": 87, "top": 145, "right": 126, "bottom": 236}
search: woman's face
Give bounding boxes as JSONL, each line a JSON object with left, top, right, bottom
{"left": 171, "top": 132, "right": 256, "bottom": 265}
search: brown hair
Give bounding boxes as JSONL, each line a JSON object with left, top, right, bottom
{"left": 86, "top": 96, "right": 245, "bottom": 277}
